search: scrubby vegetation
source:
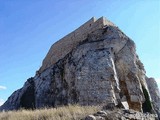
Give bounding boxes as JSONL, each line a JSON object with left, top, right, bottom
{"left": 0, "top": 105, "right": 100, "bottom": 120}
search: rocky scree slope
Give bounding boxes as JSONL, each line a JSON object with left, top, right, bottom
{"left": 0, "top": 17, "right": 159, "bottom": 119}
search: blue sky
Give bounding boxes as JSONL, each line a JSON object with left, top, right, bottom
{"left": 0, "top": 0, "right": 159, "bottom": 106}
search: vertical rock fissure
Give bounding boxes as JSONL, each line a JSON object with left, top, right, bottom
{"left": 110, "top": 55, "right": 120, "bottom": 91}
{"left": 142, "top": 85, "right": 152, "bottom": 113}
{"left": 119, "top": 79, "right": 130, "bottom": 105}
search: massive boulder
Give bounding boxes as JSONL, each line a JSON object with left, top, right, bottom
{"left": 0, "top": 17, "right": 159, "bottom": 118}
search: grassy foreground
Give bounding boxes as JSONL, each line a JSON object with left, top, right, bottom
{"left": 0, "top": 105, "right": 100, "bottom": 120}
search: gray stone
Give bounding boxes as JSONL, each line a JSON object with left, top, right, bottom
{"left": 97, "top": 111, "right": 107, "bottom": 115}
{"left": 121, "top": 101, "right": 129, "bottom": 110}
{"left": 0, "top": 78, "right": 35, "bottom": 110}
{"left": 146, "top": 77, "right": 160, "bottom": 119}
{"left": 94, "top": 111, "right": 107, "bottom": 118}
{"left": 89, "top": 109, "right": 158, "bottom": 120}
{"left": 85, "top": 115, "right": 96, "bottom": 120}
{"left": 0, "top": 17, "right": 159, "bottom": 119}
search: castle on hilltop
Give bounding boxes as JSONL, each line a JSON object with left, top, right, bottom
{"left": 39, "top": 17, "right": 114, "bottom": 72}
{"left": 1, "top": 17, "right": 160, "bottom": 119}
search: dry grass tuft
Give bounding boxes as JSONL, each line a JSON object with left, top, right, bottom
{"left": 0, "top": 105, "right": 101, "bottom": 120}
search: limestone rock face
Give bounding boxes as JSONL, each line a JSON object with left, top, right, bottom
{"left": 146, "top": 78, "right": 160, "bottom": 117}
{"left": 0, "top": 17, "right": 159, "bottom": 118}
{"left": 0, "top": 78, "right": 35, "bottom": 110}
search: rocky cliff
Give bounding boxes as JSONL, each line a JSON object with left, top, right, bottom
{"left": 146, "top": 77, "right": 160, "bottom": 118}
{"left": 0, "top": 17, "right": 159, "bottom": 119}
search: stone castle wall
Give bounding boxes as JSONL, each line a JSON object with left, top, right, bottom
{"left": 39, "top": 17, "right": 114, "bottom": 72}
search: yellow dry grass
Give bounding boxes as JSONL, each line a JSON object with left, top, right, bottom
{"left": 0, "top": 105, "right": 100, "bottom": 120}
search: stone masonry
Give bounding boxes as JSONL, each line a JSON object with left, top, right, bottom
{"left": 1, "top": 17, "right": 159, "bottom": 119}
{"left": 39, "top": 17, "right": 114, "bottom": 72}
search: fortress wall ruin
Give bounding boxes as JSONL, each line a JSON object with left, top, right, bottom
{"left": 39, "top": 17, "right": 114, "bottom": 72}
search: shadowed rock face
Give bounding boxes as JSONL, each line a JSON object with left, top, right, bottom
{"left": 20, "top": 78, "right": 35, "bottom": 109}
{"left": 146, "top": 78, "right": 160, "bottom": 118}
{"left": 0, "top": 17, "right": 159, "bottom": 118}
{"left": 0, "top": 78, "right": 35, "bottom": 110}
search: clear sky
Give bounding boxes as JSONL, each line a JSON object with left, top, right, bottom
{"left": 0, "top": 0, "right": 159, "bottom": 106}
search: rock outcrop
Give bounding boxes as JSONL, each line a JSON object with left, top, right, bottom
{"left": 146, "top": 77, "right": 160, "bottom": 118}
{"left": 0, "top": 78, "right": 35, "bottom": 110}
{"left": 0, "top": 17, "right": 159, "bottom": 119}
{"left": 84, "top": 109, "right": 158, "bottom": 120}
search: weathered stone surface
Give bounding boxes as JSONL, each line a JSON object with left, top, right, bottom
{"left": 0, "top": 78, "right": 35, "bottom": 110}
{"left": 94, "top": 111, "right": 108, "bottom": 118}
{"left": 40, "top": 17, "right": 114, "bottom": 72}
{"left": 84, "top": 109, "right": 158, "bottom": 120}
{"left": 121, "top": 101, "right": 129, "bottom": 110}
{"left": 85, "top": 115, "right": 96, "bottom": 120}
{"left": 146, "top": 77, "right": 160, "bottom": 118}
{"left": 0, "top": 17, "right": 159, "bottom": 118}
